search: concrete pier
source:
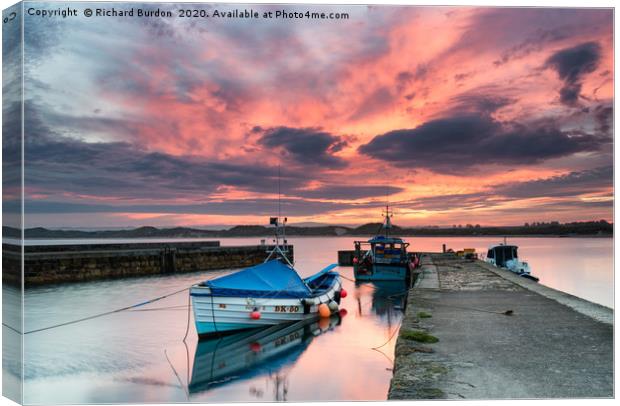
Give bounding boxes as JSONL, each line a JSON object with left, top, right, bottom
{"left": 389, "top": 253, "right": 613, "bottom": 399}
{"left": 3, "top": 242, "right": 294, "bottom": 286}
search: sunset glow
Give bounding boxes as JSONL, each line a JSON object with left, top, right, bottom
{"left": 9, "top": 4, "right": 613, "bottom": 228}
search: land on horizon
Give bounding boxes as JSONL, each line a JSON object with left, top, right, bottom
{"left": 3, "top": 220, "right": 612, "bottom": 240}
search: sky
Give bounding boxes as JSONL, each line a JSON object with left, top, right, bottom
{"left": 4, "top": 3, "right": 614, "bottom": 228}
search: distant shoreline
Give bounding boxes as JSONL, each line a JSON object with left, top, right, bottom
{"left": 3, "top": 221, "right": 612, "bottom": 241}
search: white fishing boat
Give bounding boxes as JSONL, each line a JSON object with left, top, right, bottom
{"left": 190, "top": 216, "right": 345, "bottom": 337}
{"left": 485, "top": 241, "right": 539, "bottom": 282}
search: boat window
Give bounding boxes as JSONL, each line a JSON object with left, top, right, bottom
{"left": 504, "top": 246, "right": 515, "bottom": 261}
{"left": 487, "top": 249, "right": 494, "bottom": 259}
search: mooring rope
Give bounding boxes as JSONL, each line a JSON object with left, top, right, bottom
{"left": 23, "top": 267, "right": 238, "bottom": 335}
{"left": 24, "top": 286, "right": 191, "bottom": 335}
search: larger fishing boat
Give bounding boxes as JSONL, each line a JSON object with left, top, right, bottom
{"left": 353, "top": 205, "right": 415, "bottom": 281}
{"left": 190, "top": 216, "right": 344, "bottom": 337}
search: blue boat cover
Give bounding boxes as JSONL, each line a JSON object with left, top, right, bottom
{"left": 204, "top": 260, "right": 312, "bottom": 299}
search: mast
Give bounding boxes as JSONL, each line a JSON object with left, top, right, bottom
{"left": 265, "top": 166, "right": 293, "bottom": 266}
{"left": 383, "top": 204, "right": 393, "bottom": 238}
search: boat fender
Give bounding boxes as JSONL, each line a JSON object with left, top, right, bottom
{"left": 250, "top": 308, "right": 261, "bottom": 320}
{"left": 353, "top": 257, "right": 359, "bottom": 264}
{"left": 318, "top": 303, "right": 331, "bottom": 318}
{"left": 340, "top": 288, "right": 348, "bottom": 299}
{"left": 249, "top": 342, "right": 261, "bottom": 352}
{"left": 328, "top": 301, "right": 339, "bottom": 312}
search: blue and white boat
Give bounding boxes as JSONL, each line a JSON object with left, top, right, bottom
{"left": 353, "top": 205, "right": 415, "bottom": 281}
{"left": 190, "top": 217, "right": 343, "bottom": 338}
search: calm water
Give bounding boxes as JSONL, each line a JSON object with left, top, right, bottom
{"left": 9, "top": 236, "right": 613, "bottom": 403}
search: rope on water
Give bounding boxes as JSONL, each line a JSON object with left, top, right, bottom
{"left": 164, "top": 348, "right": 189, "bottom": 400}
{"left": 182, "top": 289, "right": 192, "bottom": 342}
{"left": 371, "top": 320, "right": 402, "bottom": 351}
{"left": 24, "top": 286, "right": 191, "bottom": 335}
{"left": 339, "top": 273, "right": 356, "bottom": 283}
{"left": 127, "top": 305, "right": 189, "bottom": 312}
{"left": 23, "top": 267, "right": 239, "bottom": 335}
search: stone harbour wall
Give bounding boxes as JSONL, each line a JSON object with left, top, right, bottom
{"left": 2, "top": 242, "right": 294, "bottom": 286}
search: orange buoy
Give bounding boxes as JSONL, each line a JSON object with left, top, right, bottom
{"left": 318, "top": 303, "right": 331, "bottom": 318}
{"left": 250, "top": 310, "right": 261, "bottom": 320}
{"left": 340, "top": 288, "right": 348, "bottom": 299}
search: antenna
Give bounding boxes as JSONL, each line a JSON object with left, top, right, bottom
{"left": 278, "top": 165, "right": 281, "bottom": 220}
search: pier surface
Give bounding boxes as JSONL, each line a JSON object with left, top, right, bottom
{"left": 389, "top": 253, "right": 613, "bottom": 400}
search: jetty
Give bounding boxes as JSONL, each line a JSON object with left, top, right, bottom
{"left": 2, "top": 242, "right": 294, "bottom": 286}
{"left": 389, "top": 253, "right": 613, "bottom": 399}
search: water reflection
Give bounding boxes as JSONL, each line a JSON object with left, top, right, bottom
{"left": 189, "top": 315, "right": 341, "bottom": 395}
{"left": 22, "top": 236, "right": 610, "bottom": 403}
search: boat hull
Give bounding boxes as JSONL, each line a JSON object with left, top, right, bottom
{"left": 191, "top": 277, "right": 342, "bottom": 337}
{"left": 354, "top": 263, "right": 409, "bottom": 281}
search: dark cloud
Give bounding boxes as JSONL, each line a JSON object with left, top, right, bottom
{"left": 394, "top": 192, "right": 497, "bottom": 212}
{"left": 349, "top": 87, "right": 395, "bottom": 121}
{"left": 25, "top": 135, "right": 308, "bottom": 200}
{"left": 293, "top": 185, "right": 403, "bottom": 200}
{"left": 358, "top": 114, "right": 603, "bottom": 173}
{"left": 23, "top": 198, "right": 376, "bottom": 217}
{"left": 546, "top": 42, "right": 602, "bottom": 106}
{"left": 19, "top": 101, "right": 307, "bottom": 199}
{"left": 593, "top": 103, "right": 613, "bottom": 136}
{"left": 498, "top": 166, "right": 612, "bottom": 199}
{"left": 448, "top": 92, "right": 515, "bottom": 115}
{"left": 257, "top": 127, "right": 347, "bottom": 169}
{"left": 493, "top": 27, "right": 572, "bottom": 66}
{"left": 387, "top": 166, "right": 612, "bottom": 214}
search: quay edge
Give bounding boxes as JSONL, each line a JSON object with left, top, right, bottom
{"left": 389, "top": 252, "right": 613, "bottom": 400}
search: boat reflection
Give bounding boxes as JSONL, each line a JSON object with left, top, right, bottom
{"left": 354, "top": 280, "right": 408, "bottom": 317}
{"left": 189, "top": 315, "right": 342, "bottom": 394}
{"left": 370, "top": 280, "right": 408, "bottom": 316}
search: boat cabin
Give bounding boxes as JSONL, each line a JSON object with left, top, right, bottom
{"left": 486, "top": 245, "right": 519, "bottom": 268}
